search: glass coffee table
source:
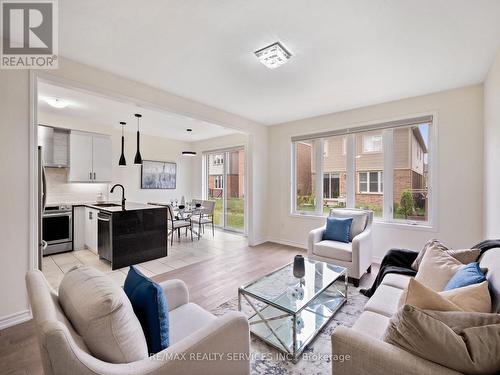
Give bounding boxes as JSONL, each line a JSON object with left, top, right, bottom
{"left": 238, "top": 258, "right": 347, "bottom": 362}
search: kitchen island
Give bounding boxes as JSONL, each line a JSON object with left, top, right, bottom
{"left": 75, "top": 202, "right": 167, "bottom": 270}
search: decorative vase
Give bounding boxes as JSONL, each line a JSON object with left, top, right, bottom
{"left": 293, "top": 255, "right": 305, "bottom": 279}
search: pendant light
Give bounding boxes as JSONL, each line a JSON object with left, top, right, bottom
{"left": 134, "top": 113, "right": 143, "bottom": 165}
{"left": 182, "top": 128, "right": 197, "bottom": 156}
{"left": 118, "top": 122, "right": 127, "bottom": 166}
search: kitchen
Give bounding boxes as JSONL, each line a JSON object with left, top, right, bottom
{"left": 37, "top": 81, "right": 243, "bottom": 288}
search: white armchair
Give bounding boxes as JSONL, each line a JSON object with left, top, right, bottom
{"left": 307, "top": 208, "right": 373, "bottom": 287}
{"left": 26, "top": 270, "right": 250, "bottom": 375}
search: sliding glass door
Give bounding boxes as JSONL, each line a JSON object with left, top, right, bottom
{"left": 206, "top": 148, "right": 245, "bottom": 233}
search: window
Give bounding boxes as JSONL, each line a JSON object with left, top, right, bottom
{"left": 213, "top": 154, "right": 224, "bottom": 165}
{"left": 292, "top": 116, "right": 433, "bottom": 226}
{"left": 323, "top": 173, "right": 340, "bottom": 199}
{"left": 358, "top": 171, "right": 383, "bottom": 193}
{"left": 363, "top": 134, "right": 382, "bottom": 153}
{"left": 214, "top": 175, "right": 223, "bottom": 189}
{"left": 295, "top": 140, "right": 317, "bottom": 212}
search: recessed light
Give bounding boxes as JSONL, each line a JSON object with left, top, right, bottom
{"left": 254, "top": 41, "right": 292, "bottom": 69}
{"left": 45, "top": 98, "right": 69, "bottom": 109}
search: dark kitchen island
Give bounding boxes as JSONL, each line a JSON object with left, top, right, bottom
{"left": 85, "top": 202, "right": 167, "bottom": 270}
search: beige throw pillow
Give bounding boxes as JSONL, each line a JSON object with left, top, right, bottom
{"left": 58, "top": 266, "right": 148, "bottom": 363}
{"left": 415, "top": 244, "right": 463, "bottom": 291}
{"left": 383, "top": 305, "right": 500, "bottom": 375}
{"left": 411, "top": 239, "right": 481, "bottom": 271}
{"left": 400, "top": 278, "right": 491, "bottom": 313}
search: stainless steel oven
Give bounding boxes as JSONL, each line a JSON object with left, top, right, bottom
{"left": 43, "top": 205, "right": 73, "bottom": 255}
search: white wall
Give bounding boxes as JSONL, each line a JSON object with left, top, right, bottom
{"left": 39, "top": 112, "right": 193, "bottom": 204}
{"left": 267, "top": 85, "right": 484, "bottom": 259}
{"left": 484, "top": 48, "right": 500, "bottom": 238}
{"left": 0, "top": 70, "right": 31, "bottom": 326}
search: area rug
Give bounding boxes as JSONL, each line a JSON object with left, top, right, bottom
{"left": 211, "top": 282, "right": 369, "bottom": 375}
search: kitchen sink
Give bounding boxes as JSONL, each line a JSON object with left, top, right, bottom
{"left": 93, "top": 203, "right": 121, "bottom": 207}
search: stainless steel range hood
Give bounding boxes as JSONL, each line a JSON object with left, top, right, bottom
{"left": 38, "top": 125, "right": 70, "bottom": 168}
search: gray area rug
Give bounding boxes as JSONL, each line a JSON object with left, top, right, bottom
{"left": 211, "top": 282, "right": 368, "bottom": 375}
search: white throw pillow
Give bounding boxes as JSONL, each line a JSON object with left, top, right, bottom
{"left": 58, "top": 266, "right": 148, "bottom": 363}
{"left": 415, "top": 244, "right": 463, "bottom": 291}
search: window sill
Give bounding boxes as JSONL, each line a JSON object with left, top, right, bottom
{"left": 289, "top": 212, "right": 436, "bottom": 231}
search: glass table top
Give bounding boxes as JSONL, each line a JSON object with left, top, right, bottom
{"left": 240, "top": 258, "right": 347, "bottom": 313}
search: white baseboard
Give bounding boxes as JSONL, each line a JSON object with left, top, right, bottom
{"left": 0, "top": 309, "right": 32, "bottom": 330}
{"left": 266, "top": 238, "right": 307, "bottom": 250}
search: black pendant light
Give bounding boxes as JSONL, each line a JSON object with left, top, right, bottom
{"left": 119, "top": 121, "right": 127, "bottom": 166}
{"left": 182, "top": 128, "right": 197, "bottom": 156}
{"left": 134, "top": 113, "right": 143, "bottom": 165}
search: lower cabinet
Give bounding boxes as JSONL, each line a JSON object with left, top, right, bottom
{"left": 84, "top": 207, "right": 99, "bottom": 253}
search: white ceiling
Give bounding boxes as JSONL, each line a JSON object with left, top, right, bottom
{"left": 38, "top": 82, "right": 240, "bottom": 141}
{"left": 58, "top": 0, "right": 500, "bottom": 125}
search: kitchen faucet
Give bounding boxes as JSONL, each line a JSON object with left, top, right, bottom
{"left": 110, "top": 184, "right": 126, "bottom": 207}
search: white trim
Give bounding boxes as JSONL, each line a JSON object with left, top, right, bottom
{"left": 0, "top": 310, "right": 32, "bottom": 331}
{"left": 29, "top": 71, "right": 38, "bottom": 272}
{"left": 358, "top": 171, "right": 383, "bottom": 194}
{"left": 266, "top": 238, "right": 307, "bottom": 249}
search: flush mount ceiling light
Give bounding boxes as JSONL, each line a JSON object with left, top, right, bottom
{"left": 45, "top": 98, "right": 69, "bottom": 109}
{"left": 182, "top": 129, "right": 197, "bottom": 156}
{"left": 254, "top": 41, "right": 292, "bottom": 69}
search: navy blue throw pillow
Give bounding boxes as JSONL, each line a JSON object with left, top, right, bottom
{"left": 322, "top": 217, "right": 353, "bottom": 243}
{"left": 124, "top": 266, "right": 169, "bottom": 354}
{"left": 444, "top": 262, "right": 487, "bottom": 291}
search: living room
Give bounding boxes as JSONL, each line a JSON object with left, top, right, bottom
{"left": 1, "top": 1, "right": 499, "bottom": 374}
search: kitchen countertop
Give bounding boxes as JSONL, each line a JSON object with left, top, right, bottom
{"left": 69, "top": 201, "right": 166, "bottom": 213}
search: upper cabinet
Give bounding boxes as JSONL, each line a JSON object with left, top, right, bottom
{"left": 69, "top": 131, "right": 112, "bottom": 182}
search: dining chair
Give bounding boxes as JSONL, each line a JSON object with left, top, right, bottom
{"left": 166, "top": 204, "right": 193, "bottom": 245}
{"left": 191, "top": 200, "right": 216, "bottom": 238}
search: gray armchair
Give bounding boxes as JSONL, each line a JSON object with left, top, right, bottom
{"left": 307, "top": 208, "right": 373, "bottom": 286}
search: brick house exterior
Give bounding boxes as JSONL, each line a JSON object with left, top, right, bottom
{"left": 207, "top": 150, "right": 245, "bottom": 199}
{"left": 297, "top": 126, "right": 428, "bottom": 218}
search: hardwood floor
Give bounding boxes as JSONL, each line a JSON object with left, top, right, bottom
{"left": 0, "top": 237, "right": 378, "bottom": 375}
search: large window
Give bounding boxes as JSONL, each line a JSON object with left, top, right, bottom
{"left": 292, "top": 116, "right": 433, "bottom": 225}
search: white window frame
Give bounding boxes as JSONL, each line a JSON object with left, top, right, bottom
{"left": 362, "top": 134, "right": 383, "bottom": 153}
{"left": 358, "top": 171, "right": 383, "bottom": 194}
{"left": 290, "top": 115, "right": 436, "bottom": 228}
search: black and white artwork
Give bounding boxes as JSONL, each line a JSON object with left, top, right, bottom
{"left": 141, "top": 160, "right": 177, "bottom": 189}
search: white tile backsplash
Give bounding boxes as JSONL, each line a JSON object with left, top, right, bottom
{"left": 45, "top": 168, "right": 109, "bottom": 204}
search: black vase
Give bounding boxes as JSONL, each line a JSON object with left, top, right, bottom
{"left": 293, "top": 255, "right": 305, "bottom": 279}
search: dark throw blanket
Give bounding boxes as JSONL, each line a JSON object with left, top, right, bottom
{"left": 361, "top": 239, "right": 500, "bottom": 298}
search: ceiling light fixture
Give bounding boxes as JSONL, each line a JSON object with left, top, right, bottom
{"left": 45, "top": 98, "right": 69, "bottom": 109}
{"left": 254, "top": 41, "right": 292, "bottom": 69}
{"left": 119, "top": 121, "right": 127, "bottom": 166}
{"left": 134, "top": 114, "right": 143, "bottom": 165}
{"left": 182, "top": 129, "right": 196, "bottom": 156}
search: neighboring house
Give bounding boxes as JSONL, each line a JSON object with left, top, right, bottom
{"left": 207, "top": 151, "right": 245, "bottom": 199}
{"left": 298, "top": 126, "right": 428, "bottom": 218}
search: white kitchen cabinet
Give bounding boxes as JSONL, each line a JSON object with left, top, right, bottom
{"left": 73, "top": 206, "right": 86, "bottom": 250}
{"left": 92, "top": 134, "right": 113, "bottom": 182}
{"left": 84, "top": 207, "right": 99, "bottom": 253}
{"left": 69, "top": 131, "right": 112, "bottom": 182}
{"left": 69, "top": 131, "right": 93, "bottom": 181}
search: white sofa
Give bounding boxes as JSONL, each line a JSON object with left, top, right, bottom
{"left": 26, "top": 270, "right": 250, "bottom": 375}
{"left": 331, "top": 247, "right": 500, "bottom": 374}
{"left": 308, "top": 208, "right": 373, "bottom": 286}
